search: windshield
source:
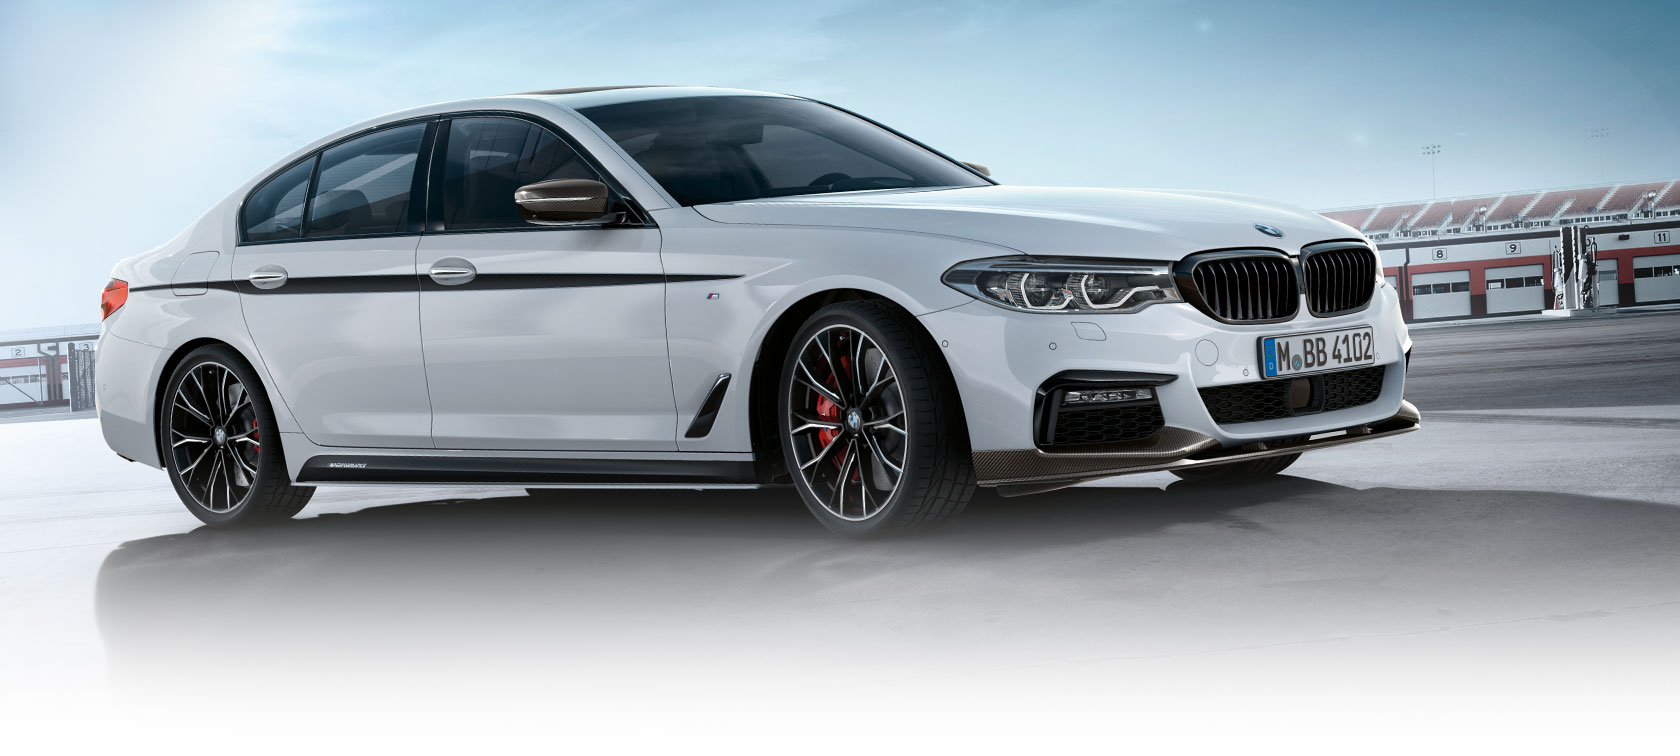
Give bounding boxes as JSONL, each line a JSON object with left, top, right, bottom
{"left": 576, "top": 96, "right": 988, "bottom": 206}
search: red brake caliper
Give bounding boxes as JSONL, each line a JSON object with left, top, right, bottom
{"left": 816, "top": 394, "right": 841, "bottom": 464}
{"left": 818, "top": 350, "right": 854, "bottom": 475}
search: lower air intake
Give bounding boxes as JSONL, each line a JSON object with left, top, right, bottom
{"left": 1200, "top": 365, "right": 1387, "bottom": 425}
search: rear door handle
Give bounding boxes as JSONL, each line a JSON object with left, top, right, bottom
{"left": 429, "top": 258, "right": 477, "bottom": 286}
{"left": 247, "top": 265, "right": 288, "bottom": 290}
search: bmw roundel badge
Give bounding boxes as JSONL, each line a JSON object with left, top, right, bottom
{"left": 1255, "top": 224, "right": 1285, "bottom": 238}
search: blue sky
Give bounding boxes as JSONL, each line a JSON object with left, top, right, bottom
{"left": 3, "top": 0, "right": 1677, "bottom": 329}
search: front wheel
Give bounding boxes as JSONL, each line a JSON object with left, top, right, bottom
{"left": 778, "top": 301, "right": 975, "bottom": 538}
{"left": 161, "top": 345, "right": 313, "bottom": 527}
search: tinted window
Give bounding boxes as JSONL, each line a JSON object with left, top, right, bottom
{"left": 442, "top": 117, "right": 599, "bottom": 230}
{"left": 243, "top": 158, "right": 315, "bottom": 242}
{"left": 306, "top": 123, "right": 427, "bottom": 238}
{"left": 578, "top": 96, "right": 987, "bottom": 206}
{"left": 743, "top": 125, "right": 905, "bottom": 189}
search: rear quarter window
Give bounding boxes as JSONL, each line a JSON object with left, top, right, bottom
{"left": 243, "top": 158, "right": 315, "bottom": 242}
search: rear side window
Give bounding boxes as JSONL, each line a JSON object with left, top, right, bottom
{"left": 441, "top": 117, "right": 600, "bottom": 231}
{"left": 306, "top": 123, "right": 427, "bottom": 238}
{"left": 243, "top": 158, "right": 315, "bottom": 242}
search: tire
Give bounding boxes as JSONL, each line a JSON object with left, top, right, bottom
{"left": 1170, "top": 452, "right": 1301, "bottom": 483}
{"left": 778, "top": 301, "right": 975, "bottom": 538}
{"left": 159, "top": 345, "right": 313, "bottom": 527}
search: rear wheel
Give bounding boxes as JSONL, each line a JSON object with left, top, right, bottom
{"left": 1170, "top": 452, "right": 1301, "bottom": 483}
{"left": 778, "top": 301, "right": 975, "bottom": 538}
{"left": 161, "top": 345, "right": 312, "bottom": 527}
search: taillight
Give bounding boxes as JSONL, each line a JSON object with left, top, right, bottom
{"left": 101, "top": 279, "right": 128, "bottom": 320}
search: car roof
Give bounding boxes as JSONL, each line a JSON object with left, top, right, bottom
{"left": 512, "top": 85, "right": 795, "bottom": 109}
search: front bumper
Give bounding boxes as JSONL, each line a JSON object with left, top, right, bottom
{"left": 977, "top": 400, "right": 1420, "bottom": 494}
{"left": 917, "top": 282, "right": 1413, "bottom": 487}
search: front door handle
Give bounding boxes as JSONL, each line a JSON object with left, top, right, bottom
{"left": 247, "top": 265, "right": 288, "bottom": 290}
{"left": 429, "top": 258, "right": 477, "bottom": 286}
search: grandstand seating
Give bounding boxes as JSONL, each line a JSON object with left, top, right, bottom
{"left": 1320, "top": 180, "right": 1679, "bottom": 234}
{"left": 1524, "top": 186, "right": 1612, "bottom": 219}
{"left": 1483, "top": 193, "right": 1539, "bottom": 225}
{"left": 1362, "top": 203, "right": 1426, "bottom": 235}
{"left": 1658, "top": 184, "right": 1680, "bottom": 211}
{"left": 1595, "top": 181, "right": 1670, "bottom": 214}
{"left": 1410, "top": 197, "right": 1499, "bottom": 230}
{"left": 1321, "top": 208, "right": 1373, "bottom": 229}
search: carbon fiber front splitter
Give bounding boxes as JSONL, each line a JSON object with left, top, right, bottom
{"left": 977, "top": 401, "right": 1421, "bottom": 496}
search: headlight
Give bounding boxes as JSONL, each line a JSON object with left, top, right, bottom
{"left": 941, "top": 257, "right": 1181, "bottom": 313}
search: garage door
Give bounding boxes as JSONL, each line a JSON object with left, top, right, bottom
{"left": 1485, "top": 264, "right": 1546, "bottom": 314}
{"left": 1596, "top": 259, "right": 1618, "bottom": 307}
{"left": 1411, "top": 270, "right": 1470, "bottom": 320}
{"left": 1634, "top": 253, "right": 1680, "bottom": 303}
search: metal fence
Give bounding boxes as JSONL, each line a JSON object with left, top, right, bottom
{"left": 0, "top": 332, "right": 99, "bottom": 415}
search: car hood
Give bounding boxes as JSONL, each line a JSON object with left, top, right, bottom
{"left": 692, "top": 185, "right": 1358, "bottom": 261}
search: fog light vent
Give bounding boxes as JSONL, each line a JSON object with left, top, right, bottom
{"left": 1063, "top": 387, "right": 1153, "bottom": 407}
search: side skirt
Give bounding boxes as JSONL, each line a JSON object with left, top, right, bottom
{"left": 298, "top": 455, "right": 758, "bottom": 487}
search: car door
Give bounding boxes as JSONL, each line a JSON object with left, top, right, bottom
{"left": 232, "top": 120, "right": 435, "bottom": 449}
{"left": 417, "top": 114, "right": 673, "bottom": 451}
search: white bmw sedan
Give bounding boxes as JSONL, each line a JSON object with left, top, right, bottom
{"left": 95, "top": 86, "right": 1417, "bottom": 538}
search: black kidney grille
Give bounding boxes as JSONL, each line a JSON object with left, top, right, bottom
{"left": 1304, "top": 247, "right": 1377, "bottom": 315}
{"left": 1200, "top": 365, "right": 1387, "bottom": 424}
{"left": 1189, "top": 256, "right": 1299, "bottom": 323}
{"left": 1048, "top": 402, "right": 1164, "bottom": 446}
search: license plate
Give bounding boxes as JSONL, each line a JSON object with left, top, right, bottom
{"left": 1261, "top": 326, "right": 1374, "bottom": 378}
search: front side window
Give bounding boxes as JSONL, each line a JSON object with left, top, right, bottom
{"left": 441, "top": 117, "right": 600, "bottom": 230}
{"left": 578, "top": 95, "right": 987, "bottom": 206}
{"left": 243, "top": 157, "right": 315, "bottom": 242}
{"left": 306, "top": 123, "right": 427, "bottom": 238}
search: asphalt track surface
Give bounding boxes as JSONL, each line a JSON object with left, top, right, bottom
{"left": 1406, "top": 309, "right": 1680, "bottom": 411}
{"left": 3, "top": 310, "right": 1678, "bottom": 747}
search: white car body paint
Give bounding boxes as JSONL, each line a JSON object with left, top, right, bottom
{"left": 96, "top": 86, "right": 1412, "bottom": 495}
